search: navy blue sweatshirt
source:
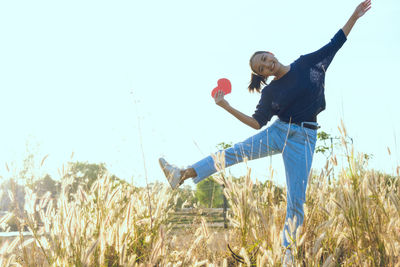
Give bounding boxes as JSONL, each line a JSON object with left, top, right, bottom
{"left": 252, "top": 29, "right": 347, "bottom": 127}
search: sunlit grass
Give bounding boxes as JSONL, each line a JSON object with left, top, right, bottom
{"left": 0, "top": 124, "right": 399, "bottom": 266}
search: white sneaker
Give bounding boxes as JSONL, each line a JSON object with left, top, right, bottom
{"left": 158, "top": 158, "right": 182, "bottom": 190}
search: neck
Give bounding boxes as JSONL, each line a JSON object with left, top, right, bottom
{"left": 274, "top": 64, "right": 290, "bottom": 80}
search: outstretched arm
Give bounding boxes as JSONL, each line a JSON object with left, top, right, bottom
{"left": 214, "top": 91, "right": 261, "bottom": 130}
{"left": 301, "top": 0, "right": 371, "bottom": 67}
{"left": 342, "top": 0, "right": 371, "bottom": 37}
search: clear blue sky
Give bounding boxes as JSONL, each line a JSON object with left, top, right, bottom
{"left": 1, "top": 0, "right": 399, "bottom": 187}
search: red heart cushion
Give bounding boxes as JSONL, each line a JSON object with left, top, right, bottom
{"left": 211, "top": 78, "right": 231, "bottom": 98}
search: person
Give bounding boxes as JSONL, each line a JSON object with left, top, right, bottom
{"left": 159, "top": 0, "right": 371, "bottom": 264}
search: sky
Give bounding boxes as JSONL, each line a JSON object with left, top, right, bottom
{"left": 0, "top": 0, "right": 399, "bottom": 188}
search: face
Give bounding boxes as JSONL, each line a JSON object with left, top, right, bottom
{"left": 250, "top": 52, "right": 279, "bottom": 77}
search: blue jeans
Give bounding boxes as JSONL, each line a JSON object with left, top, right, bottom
{"left": 190, "top": 119, "right": 317, "bottom": 248}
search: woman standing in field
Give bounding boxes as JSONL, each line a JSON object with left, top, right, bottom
{"left": 160, "top": 0, "right": 371, "bottom": 263}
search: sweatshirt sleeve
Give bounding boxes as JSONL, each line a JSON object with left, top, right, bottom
{"left": 301, "top": 29, "right": 347, "bottom": 69}
{"left": 252, "top": 89, "right": 273, "bottom": 128}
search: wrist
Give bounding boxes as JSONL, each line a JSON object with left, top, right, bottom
{"left": 350, "top": 12, "right": 359, "bottom": 22}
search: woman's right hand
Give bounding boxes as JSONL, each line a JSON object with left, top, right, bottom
{"left": 214, "top": 90, "right": 230, "bottom": 109}
{"left": 213, "top": 90, "right": 261, "bottom": 129}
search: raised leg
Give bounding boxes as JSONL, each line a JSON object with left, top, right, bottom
{"left": 190, "top": 121, "right": 285, "bottom": 184}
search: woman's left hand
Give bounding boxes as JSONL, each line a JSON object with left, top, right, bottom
{"left": 353, "top": 0, "right": 371, "bottom": 19}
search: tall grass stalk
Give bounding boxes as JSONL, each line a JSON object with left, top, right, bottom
{"left": 0, "top": 124, "right": 399, "bottom": 266}
{"left": 1, "top": 171, "right": 175, "bottom": 266}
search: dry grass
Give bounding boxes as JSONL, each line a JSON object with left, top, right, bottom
{"left": 0, "top": 128, "right": 399, "bottom": 266}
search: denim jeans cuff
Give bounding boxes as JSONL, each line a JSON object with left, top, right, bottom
{"left": 191, "top": 155, "right": 217, "bottom": 184}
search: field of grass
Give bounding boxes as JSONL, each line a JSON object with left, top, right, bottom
{"left": 0, "top": 129, "right": 399, "bottom": 266}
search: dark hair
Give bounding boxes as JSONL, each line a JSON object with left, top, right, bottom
{"left": 248, "top": 72, "right": 266, "bottom": 93}
{"left": 248, "top": 51, "right": 271, "bottom": 93}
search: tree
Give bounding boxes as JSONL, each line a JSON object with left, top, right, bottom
{"left": 0, "top": 179, "right": 26, "bottom": 231}
{"left": 32, "top": 174, "right": 60, "bottom": 198}
{"left": 18, "top": 137, "right": 42, "bottom": 188}
{"left": 195, "top": 177, "right": 224, "bottom": 208}
{"left": 194, "top": 142, "right": 233, "bottom": 209}
{"left": 63, "top": 161, "right": 110, "bottom": 194}
{"left": 175, "top": 185, "right": 197, "bottom": 210}
{"left": 315, "top": 131, "right": 332, "bottom": 157}
{"left": 0, "top": 180, "right": 25, "bottom": 212}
